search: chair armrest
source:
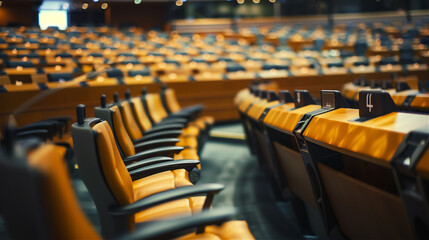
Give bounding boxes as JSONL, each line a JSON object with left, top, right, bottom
{"left": 134, "top": 138, "right": 180, "bottom": 152}
{"left": 116, "top": 207, "right": 236, "bottom": 240}
{"left": 128, "top": 159, "right": 200, "bottom": 181}
{"left": 160, "top": 118, "right": 188, "bottom": 125}
{"left": 39, "top": 116, "right": 72, "bottom": 132}
{"left": 15, "top": 129, "right": 51, "bottom": 141}
{"left": 181, "top": 104, "right": 204, "bottom": 113}
{"left": 136, "top": 130, "right": 183, "bottom": 142}
{"left": 126, "top": 156, "right": 173, "bottom": 171}
{"left": 17, "top": 121, "right": 60, "bottom": 140}
{"left": 109, "top": 183, "right": 224, "bottom": 216}
{"left": 123, "top": 146, "right": 184, "bottom": 163}
{"left": 144, "top": 123, "right": 185, "bottom": 135}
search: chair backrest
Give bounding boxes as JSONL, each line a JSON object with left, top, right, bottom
{"left": 109, "top": 105, "right": 136, "bottom": 156}
{"left": 95, "top": 103, "right": 136, "bottom": 157}
{"left": 145, "top": 93, "right": 169, "bottom": 124}
{"left": 131, "top": 96, "right": 154, "bottom": 131}
{"left": 0, "top": 143, "right": 101, "bottom": 240}
{"left": 93, "top": 121, "right": 135, "bottom": 205}
{"left": 72, "top": 116, "right": 135, "bottom": 238}
{"left": 119, "top": 100, "right": 144, "bottom": 141}
{"left": 163, "top": 88, "right": 182, "bottom": 114}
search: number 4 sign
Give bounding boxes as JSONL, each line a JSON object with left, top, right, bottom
{"left": 359, "top": 90, "right": 397, "bottom": 119}
{"left": 366, "top": 93, "right": 373, "bottom": 112}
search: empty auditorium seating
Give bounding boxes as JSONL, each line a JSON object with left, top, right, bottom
{"left": 235, "top": 81, "right": 429, "bottom": 239}
{"left": 71, "top": 105, "right": 254, "bottom": 239}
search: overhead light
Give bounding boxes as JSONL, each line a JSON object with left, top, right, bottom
{"left": 269, "top": 0, "right": 276, "bottom": 2}
{"left": 237, "top": 0, "right": 244, "bottom": 4}
{"left": 253, "top": 0, "right": 260, "bottom": 3}
{"left": 101, "top": 3, "right": 108, "bottom": 9}
{"left": 62, "top": 3, "right": 69, "bottom": 9}
{"left": 134, "top": 0, "right": 142, "bottom": 4}
{"left": 176, "top": 0, "right": 183, "bottom": 6}
{"left": 0, "top": 1, "right": 3, "bottom": 7}
{"left": 93, "top": 0, "right": 99, "bottom": 2}
{"left": 82, "top": 3, "right": 88, "bottom": 9}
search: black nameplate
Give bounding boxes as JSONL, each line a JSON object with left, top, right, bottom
{"left": 294, "top": 90, "right": 316, "bottom": 108}
{"left": 267, "top": 90, "right": 279, "bottom": 101}
{"left": 321, "top": 90, "right": 349, "bottom": 109}
{"left": 260, "top": 90, "right": 268, "bottom": 100}
{"left": 359, "top": 90, "right": 397, "bottom": 119}
{"left": 396, "top": 81, "right": 411, "bottom": 92}
{"left": 418, "top": 81, "right": 429, "bottom": 93}
{"left": 278, "top": 90, "right": 294, "bottom": 104}
{"left": 381, "top": 80, "right": 394, "bottom": 89}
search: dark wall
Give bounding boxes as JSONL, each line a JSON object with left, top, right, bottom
{"left": 107, "top": 3, "right": 169, "bottom": 30}
{"left": 0, "top": 1, "right": 38, "bottom": 27}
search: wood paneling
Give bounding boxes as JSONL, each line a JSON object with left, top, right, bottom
{"left": 0, "top": 69, "right": 427, "bottom": 127}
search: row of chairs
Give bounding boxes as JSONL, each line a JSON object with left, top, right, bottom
{"left": 235, "top": 82, "right": 429, "bottom": 239}
{"left": 0, "top": 86, "right": 256, "bottom": 239}
{"left": 342, "top": 76, "right": 429, "bottom": 112}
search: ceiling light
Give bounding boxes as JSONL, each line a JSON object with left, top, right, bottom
{"left": 176, "top": 0, "right": 183, "bottom": 6}
{"left": 253, "top": 0, "right": 260, "bottom": 3}
{"left": 101, "top": 3, "right": 108, "bottom": 9}
{"left": 237, "top": 0, "right": 244, "bottom": 4}
{"left": 82, "top": 3, "right": 88, "bottom": 9}
{"left": 134, "top": 0, "right": 142, "bottom": 4}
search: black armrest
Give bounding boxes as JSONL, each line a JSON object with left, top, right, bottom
{"left": 159, "top": 118, "right": 188, "bottom": 125}
{"left": 136, "top": 130, "right": 183, "bottom": 142}
{"left": 144, "top": 123, "right": 185, "bottom": 135}
{"left": 126, "top": 156, "right": 173, "bottom": 171}
{"left": 181, "top": 104, "right": 204, "bottom": 113}
{"left": 39, "top": 116, "right": 72, "bottom": 132}
{"left": 15, "top": 129, "right": 51, "bottom": 141}
{"left": 128, "top": 159, "right": 200, "bottom": 181}
{"left": 134, "top": 138, "right": 180, "bottom": 152}
{"left": 124, "top": 146, "right": 184, "bottom": 163}
{"left": 116, "top": 207, "right": 236, "bottom": 240}
{"left": 109, "top": 183, "right": 224, "bottom": 215}
{"left": 17, "top": 121, "right": 60, "bottom": 140}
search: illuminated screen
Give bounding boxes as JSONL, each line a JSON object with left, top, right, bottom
{"left": 39, "top": 10, "right": 68, "bottom": 30}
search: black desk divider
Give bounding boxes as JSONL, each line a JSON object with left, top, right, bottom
{"left": 358, "top": 90, "right": 397, "bottom": 121}
{"left": 292, "top": 90, "right": 349, "bottom": 238}
{"left": 391, "top": 126, "right": 429, "bottom": 239}
{"left": 278, "top": 90, "right": 294, "bottom": 104}
{"left": 294, "top": 90, "right": 316, "bottom": 108}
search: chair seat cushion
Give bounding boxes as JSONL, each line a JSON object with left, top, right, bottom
{"left": 133, "top": 172, "right": 176, "bottom": 200}
{"left": 135, "top": 199, "right": 192, "bottom": 222}
{"left": 181, "top": 126, "right": 200, "bottom": 137}
{"left": 177, "top": 136, "right": 198, "bottom": 149}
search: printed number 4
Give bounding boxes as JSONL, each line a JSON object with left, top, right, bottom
{"left": 366, "top": 93, "right": 373, "bottom": 112}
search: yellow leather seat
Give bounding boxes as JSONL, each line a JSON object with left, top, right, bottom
{"left": 123, "top": 98, "right": 199, "bottom": 146}
{"left": 163, "top": 88, "right": 215, "bottom": 128}
{"left": 94, "top": 120, "right": 194, "bottom": 199}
